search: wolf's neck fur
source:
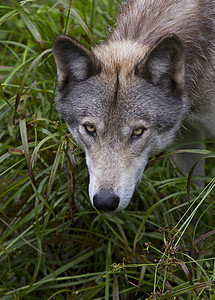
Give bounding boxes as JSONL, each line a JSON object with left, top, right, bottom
{"left": 111, "top": 0, "right": 203, "bottom": 45}
{"left": 106, "top": 0, "right": 215, "bottom": 108}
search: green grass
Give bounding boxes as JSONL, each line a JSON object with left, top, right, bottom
{"left": 0, "top": 0, "right": 215, "bottom": 299}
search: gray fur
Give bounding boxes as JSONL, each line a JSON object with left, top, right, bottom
{"left": 53, "top": 0, "right": 215, "bottom": 211}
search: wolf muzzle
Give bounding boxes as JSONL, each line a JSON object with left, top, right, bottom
{"left": 93, "top": 190, "right": 120, "bottom": 211}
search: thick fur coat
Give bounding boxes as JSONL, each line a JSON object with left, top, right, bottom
{"left": 53, "top": 0, "right": 215, "bottom": 211}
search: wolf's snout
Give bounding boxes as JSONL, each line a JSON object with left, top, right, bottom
{"left": 93, "top": 190, "right": 120, "bottom": 211}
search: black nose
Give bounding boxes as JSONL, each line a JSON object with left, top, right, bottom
{"left": 93, "top": 191, "right": 120, "bottom": 211}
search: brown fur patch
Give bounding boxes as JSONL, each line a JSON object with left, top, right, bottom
{"left": 93, "top": 40, "right": 150, "bottom": 81}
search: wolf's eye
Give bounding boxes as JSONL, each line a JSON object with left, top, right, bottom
{"left": 131, "top": 127, "right": 145, "bottom": 139}
{"left": 84, "top": 124, "right": 96, "bottom": 137}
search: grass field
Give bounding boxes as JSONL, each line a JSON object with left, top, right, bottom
{"left": 0, "top": 0, "right": 215, "bottom": 299}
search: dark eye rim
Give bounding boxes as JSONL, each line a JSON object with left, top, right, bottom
{"left": 131, "top": 127, "right": 146, "bottom": 139}
{"left": 83, "top": 124, "right": 97, "bottom": 137}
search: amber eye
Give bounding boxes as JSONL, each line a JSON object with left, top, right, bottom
{"left": 84, "top": 124, "right": 96, "bottom": 136}
{"left": 131, "top": 127, "right": 145, "bottom": 138}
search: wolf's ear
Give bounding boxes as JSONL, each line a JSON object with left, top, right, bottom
{"left": 53, "top": 35, "right": 98, "bottom": 89}
{"left": 136, "top": 34, "right": 184, "bottom": 95}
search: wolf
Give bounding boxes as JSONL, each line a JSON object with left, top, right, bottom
{"left": 53, "top": 0, "right": 215, "bottom": 211}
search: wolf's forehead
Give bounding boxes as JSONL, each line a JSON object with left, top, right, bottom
{"left": 90, "top": 41, "right": 150, "bottom": 120}
{"left": 93, "top": 41, "right": 149, "bottom": 74}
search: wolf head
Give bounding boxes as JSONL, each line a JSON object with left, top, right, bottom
{"left": 53, "top": 34, "right": 189, "bottom": 211}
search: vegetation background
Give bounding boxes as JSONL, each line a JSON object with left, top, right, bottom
{"left": 0, "top": 0, "right": 215, "bottom": 299}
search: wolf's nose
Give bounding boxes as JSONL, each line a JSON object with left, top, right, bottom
{"left": 93, "top": 191, "right": 120, "bottom": 211}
